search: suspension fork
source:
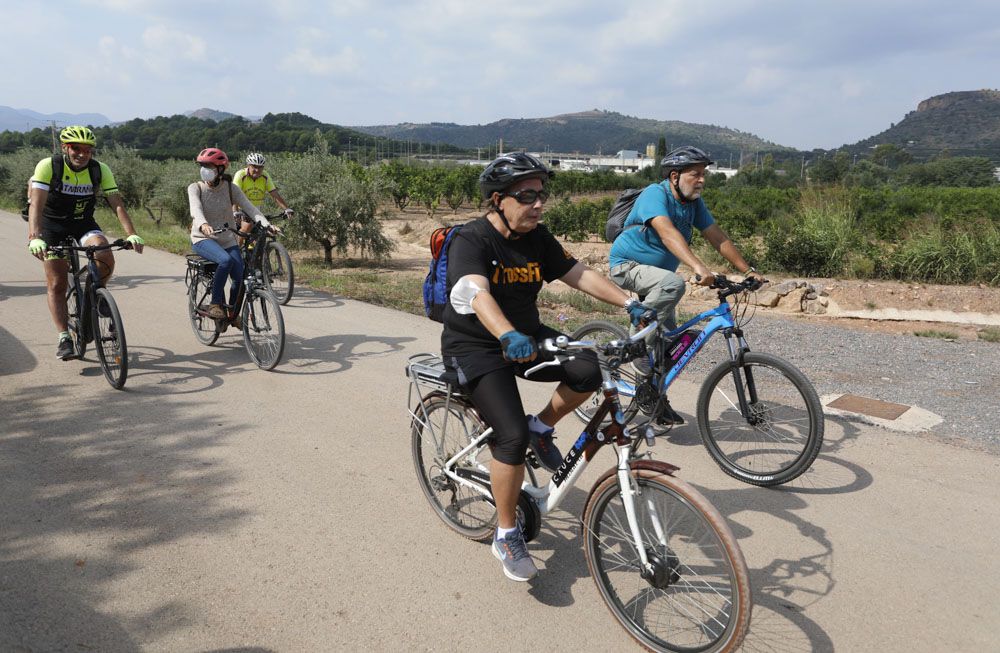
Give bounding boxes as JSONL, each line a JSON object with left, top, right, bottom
{"left": 724, "top": 330, "right": 760, "bottom": 420}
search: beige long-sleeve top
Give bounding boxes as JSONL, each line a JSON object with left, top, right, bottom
{"left": 188, "top": 180, "right": 265, "bottom": 250}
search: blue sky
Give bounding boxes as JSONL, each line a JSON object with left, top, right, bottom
{"left": 4, "top": 0, "right": 998, "bottom": 149}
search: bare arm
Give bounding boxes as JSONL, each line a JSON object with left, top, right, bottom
{"left": 465, "top": 274, "right": 518, "bottom": 339}
{"left": 701, "top": 224, "right": 760, "bottom": 278}
{"left": 648, "top": 215, "right": 713, "bottom": 282}
{"left": 559, "top": 262, "right": 630, "bottom": 307}
{"left": 27, "top": 187, "right": 47, "bottom": 259}
{"left": 106, "top": 194, "right": 142, "bottom": 252}
{"left": 269, "top": 189, "right": 290, "bottom": 211}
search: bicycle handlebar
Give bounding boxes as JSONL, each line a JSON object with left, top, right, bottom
{"left": 524, "top": 330, "right": 654, "bottom": 378}
{"left": 48, "top": 238, "right": 133, "bottom": 254}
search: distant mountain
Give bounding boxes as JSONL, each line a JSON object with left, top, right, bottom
{"left": 0, "top": 106, "right": 112, "bottom": 132}
{"left": 185, "top": 108, "right": 263, "bottom": 122}
{"left": 351, "top": 110, "right": 792, "bottom": 161}
{"left": 848, "top": 90, "right": 1000, "bottom": 161}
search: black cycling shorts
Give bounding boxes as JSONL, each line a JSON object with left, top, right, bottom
{"left": 40, "top": 217, "right": 104, "bottom": 259}
{"left": 449, "top": 325, "right": 601, "bottom": 466}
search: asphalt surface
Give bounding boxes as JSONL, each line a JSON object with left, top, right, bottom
{"left": 2, "top": 210, "right": 998, "bottom": 652}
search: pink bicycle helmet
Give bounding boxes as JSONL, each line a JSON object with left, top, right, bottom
{"left": 196, "top": 147, "right": 229, "bottom": 167}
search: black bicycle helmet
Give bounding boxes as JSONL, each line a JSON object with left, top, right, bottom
{"left": 479, "top": 152, "right": 554, "bottom": 199}
{"left": 660, "top": 146, "right": 714, "bottom": 173}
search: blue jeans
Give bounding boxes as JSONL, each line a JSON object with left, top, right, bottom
{"left": 193, "top": 240, "right": 243, "bottom": 307}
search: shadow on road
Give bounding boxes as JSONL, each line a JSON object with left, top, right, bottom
{"left": 0, "top": 384, "right": 253, "bottom": 650}
{"left": 0, "top": 325, "right": 37, "bottom": 376}
{"left": 276, "top": 332, "right": 416, "bottom": 375}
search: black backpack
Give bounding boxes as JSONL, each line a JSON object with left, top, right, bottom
{"left": 604, "top": 187, "right": 644, "bottom": 242}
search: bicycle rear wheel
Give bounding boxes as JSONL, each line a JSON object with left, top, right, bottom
{"left": 571, "top": 320, "right": 640, "bottom": 425}
{"left": 263, "top": 241, "right": 294, "bottom": 305}
{"left": 242, "top": 287, "right": 285, "bottom": 370}
{"left": 412, "top": 395, "right": 497, "bottom": 541}
{"left": 66, "top": 282, "right": 87, "bottom": 359}
{"left": 697, "top": 352, "right": 824, "bottom": 486}
{"left": 583, "top": 465, "right": 751, "bottom": 652}
{"left": 92, "top": 288, "right": 128, "bottom": 389}
{"left": 188, "top": 273, "right": 220, "bottom": 346}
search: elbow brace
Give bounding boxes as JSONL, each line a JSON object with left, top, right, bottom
{"left": 450, "top": 276, "right": 487, "bottom": 315}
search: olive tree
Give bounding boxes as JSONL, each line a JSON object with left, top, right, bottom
{"left": 274, "top": 140, "right": 394, "bottom": 264}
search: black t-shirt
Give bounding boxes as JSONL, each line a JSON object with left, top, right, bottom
{"left": 441, "top": 216, "right": 577, "bottom": 360}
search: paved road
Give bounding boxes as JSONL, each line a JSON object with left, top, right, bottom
{"left": 2, "top": 210, "right": 998, "bottom": 652}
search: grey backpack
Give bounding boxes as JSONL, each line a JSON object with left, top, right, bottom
{"left": 604, "top": 188, "right": 644, "bottom": 242}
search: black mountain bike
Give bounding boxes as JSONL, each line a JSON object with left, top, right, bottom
{"left": 49, "top": 238, "right": 133, "bottom": 389}
{"left": 185, "top": 220, "right": 286, "bottom": 370}
{"left": 236, "top": 211, "right": 294, "bottom": 304}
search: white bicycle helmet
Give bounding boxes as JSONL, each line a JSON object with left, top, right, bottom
{"left": 246, "top": 152, "right": 266, "bottom": 166}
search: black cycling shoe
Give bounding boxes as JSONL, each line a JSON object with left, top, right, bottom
{"left": 56, "top": 337, "right": 75, "bottom": 361}
{"left": 656, "top": 401, "right": 685, "bottom": 426}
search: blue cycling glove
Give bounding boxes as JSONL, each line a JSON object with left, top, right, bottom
{"left": 499, "top": 330, "right": 537, "bottom": 360}
{"left": 624, "top": 299, "right": 654, "bottom": 326}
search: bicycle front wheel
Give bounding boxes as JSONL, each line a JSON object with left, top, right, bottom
{"left": 583, "top": 466, "right": 751, "bottom": 652}
{"left": 92, "top": 288, "right": 128, "bottom": 389}
{"left": 66, "top": 282, "right": 87, "bottom": 359}
{"left": 188, "top": 274, "right": 220, "bottom": 346}
{"left": 697, "top": 352, "right": 824, "bottom": 486}
{"left": 571, "top": 320, "right": 640, "bottom": 425}
{"left": 263, "top": 241, "right": 294, "bottom": 305}
{"left": 242, "top": 287, "right": 285, "bottom": 370}
{"left": 412, "top": 396, "right": 496, "bottom": 541}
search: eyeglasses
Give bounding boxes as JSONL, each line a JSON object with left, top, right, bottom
{"left": 505, "top": 188, "right": 550, "bottom": 205}
{"left": 67, "top": 144, "right": 93, "bottom": 155}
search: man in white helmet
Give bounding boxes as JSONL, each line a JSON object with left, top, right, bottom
{"left": 232, "top": 152, "right": 293, "bottom": 226}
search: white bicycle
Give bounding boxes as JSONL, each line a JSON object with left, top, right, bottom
{"left": 407, "top": 331, "right": 752, "bottom": 653}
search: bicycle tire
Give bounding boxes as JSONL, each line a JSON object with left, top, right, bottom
{"left": 242, "top": 287, "right": 285, "bottom": 370}
{"left": 571, "top": 320, "right": 640, "bottom": 425}
{"left": 66, "top": 283, "right": 87, "bottom": 359}
{"left": 187, "top": 274, "right": 219, "bottom": 346}
{"left": 263, "top": 241, "right": 294, "bottom": 305}
{"left": 697, "top": 352, "right": 824, "bottom": 487}
{"left": 411, "top": 395, "right": 497, "bottom": 542}
{"left": 92, "top": 288, "right": 128, "bottom": 389}
{"left": 583, "top": 464, "right": 752, "bottom": 652}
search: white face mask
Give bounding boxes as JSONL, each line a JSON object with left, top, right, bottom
{"left": 200, "top": 166, "right": 218, "bottom": 183}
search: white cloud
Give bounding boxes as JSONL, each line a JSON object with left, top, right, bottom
{"left": 280, "top": 46, "right": 361, "bottom": 77}
{"left": 142, "top": 25, "right": 206, "bottom": 60}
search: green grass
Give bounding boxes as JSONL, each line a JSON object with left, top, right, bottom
{"left": 977, "top": 326, "right": 1000, "bottom": 343}
{"left": 914, "top": 329, "right": 959, "bottom": 340}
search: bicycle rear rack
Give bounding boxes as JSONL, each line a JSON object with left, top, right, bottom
{"left": 406, "top": 353, "right": 474, "bottom": 442}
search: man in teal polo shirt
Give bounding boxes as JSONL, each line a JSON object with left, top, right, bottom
{"left": 608, "top": 146, "right": 762, "bottom": 423}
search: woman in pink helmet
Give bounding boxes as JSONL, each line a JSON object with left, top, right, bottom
{"left": 188, "top": 148, "right": 271, "bottom": 320}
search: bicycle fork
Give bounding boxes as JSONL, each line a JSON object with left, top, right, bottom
{"left": 723, "top": 332, "right": 762, "bottom": 423}
{"left": 615, "top": 444, "right": 665, "bottom": 581}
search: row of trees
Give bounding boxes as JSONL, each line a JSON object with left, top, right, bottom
{"left": 1, "top": 136, "right": 997, "bottom": 284}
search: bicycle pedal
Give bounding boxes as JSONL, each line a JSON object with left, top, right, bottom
{"left": 524, "top": 451, "right": 542, "bottom": 469}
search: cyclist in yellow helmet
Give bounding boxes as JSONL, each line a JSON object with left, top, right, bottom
{"left": 27, "top": 125, "right": 144, "bottom": 361}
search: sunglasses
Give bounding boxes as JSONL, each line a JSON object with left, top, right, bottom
{"left": 67, "top": 144, "right": 94, "bottom": 154}
{"left": 505, "top": 188, "right": 550, "bottom": 205}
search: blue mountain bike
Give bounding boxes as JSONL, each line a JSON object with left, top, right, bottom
{"left": 572, "top": 275, "right": 824, "bottom": 487}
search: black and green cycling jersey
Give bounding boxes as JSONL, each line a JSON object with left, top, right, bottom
{"left": 30, "top": 156, "right": 119, "bottom": 221}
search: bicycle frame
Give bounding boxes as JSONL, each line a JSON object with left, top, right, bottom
{"left": 407, "top": 341, "right": 673, "bottom": 575}
{"left": 617, "top": 299, "right": 751, "bottom": 399}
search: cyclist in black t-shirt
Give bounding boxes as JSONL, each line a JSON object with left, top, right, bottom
{"left": 441, "top": 153, "right": 652, "bottom": 582}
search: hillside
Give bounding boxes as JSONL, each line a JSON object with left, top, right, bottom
{"left": 0, "top": 106, "right": 112, "bottom": 132}
{"left": 849, "top": 90, "right": 1000, "bottom": 161}
{"left": 352, "top": 110, "right": 793, "bottom": 161}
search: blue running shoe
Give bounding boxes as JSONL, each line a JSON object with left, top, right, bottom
{"left": 492, "top": 527, "right": 537, "bottom": 581}
{"left": 527, "top": 415, "right": 562, "bottom": 472}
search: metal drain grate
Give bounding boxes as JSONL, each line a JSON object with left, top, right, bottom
{"left": 827, "top": 394, "right": 910, "bottom": 420}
